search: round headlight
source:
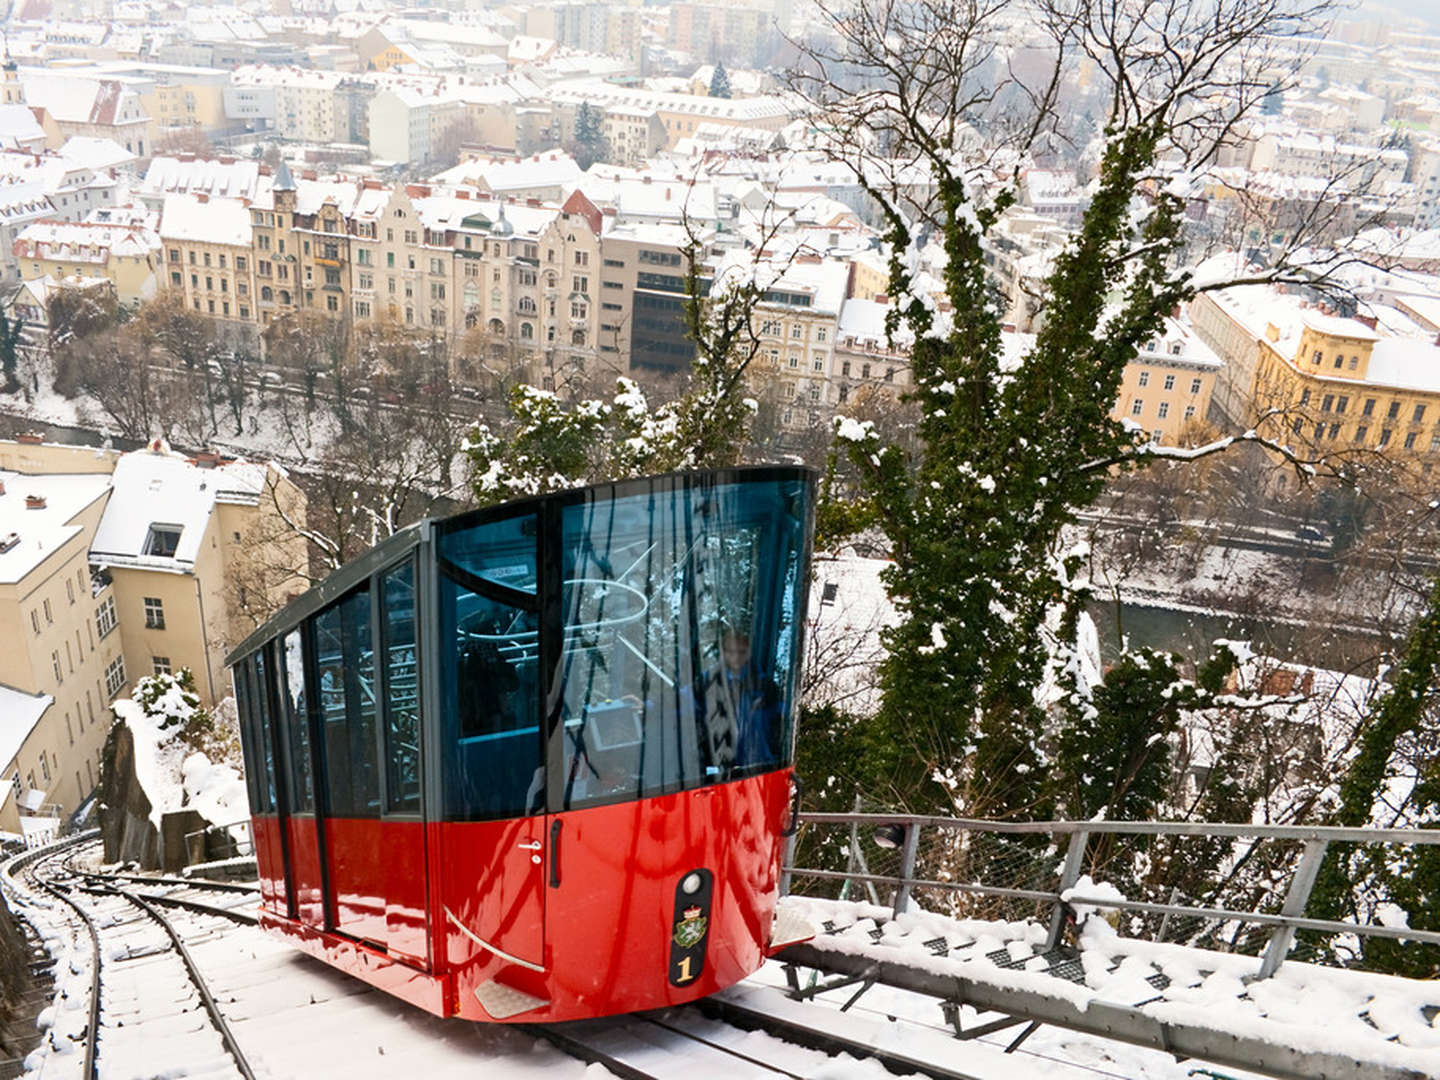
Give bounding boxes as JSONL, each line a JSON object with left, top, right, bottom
{"left": 681, "top": 871, "right": 703, "bottom": 895}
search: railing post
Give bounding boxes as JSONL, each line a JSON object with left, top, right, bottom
{"left": 893, "top": 822, "right": 921, "bottom": 916}
{"left": 779, "top": 831, "right": 795, "bottom": 898}
{"left": 1256, "top": 837, "right": 1328, "bottom": 980}
{"left": 1045, "top": 830, "right": 1089, "bottom": 950}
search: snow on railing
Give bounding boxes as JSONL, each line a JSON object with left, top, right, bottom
{"left": 783, "top": 812, "right": 1440, "bottom": 980}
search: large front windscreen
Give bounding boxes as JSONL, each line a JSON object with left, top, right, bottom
{"left": 557, "top": 477, "right": 808, "bottom": 809}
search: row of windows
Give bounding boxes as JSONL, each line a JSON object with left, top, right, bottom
{"left": 1130, "top": 399, "right": 1199, "bottom": 422}
{"left": 1297, "top": 390, "right": 1428, "bottom": 424}
{"left": 1136, "top": 372, "right": 1203, "bottom": 394}
{"left": 1290, "top": 417, "right": 1440, "bottom": 451}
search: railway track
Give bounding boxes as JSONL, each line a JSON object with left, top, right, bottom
{"left": 1, "top": 838, "right": 1086, "bottom": 1080}
{"left": 4, "top": 837, "right": 257, "bottom": 1080}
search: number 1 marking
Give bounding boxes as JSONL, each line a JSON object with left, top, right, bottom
{"left": 676, "top": 955, "right": 693, "bottom": 983}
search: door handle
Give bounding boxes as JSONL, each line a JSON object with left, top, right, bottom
{"left": 516, "top": 840, "right": 542, "bottom": 851}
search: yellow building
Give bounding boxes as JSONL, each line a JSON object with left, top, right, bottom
{"left": 1191, "top": 287, "right": 1440, "bottom": 471}
{"left": 14, "top": 219, "right": 160, "bottom": 305}
{"left": 0, "top": 437, "right": 309, "bottom": 835}
{"left": 1112, "top": 317, "right": 1222, "bottom": 445}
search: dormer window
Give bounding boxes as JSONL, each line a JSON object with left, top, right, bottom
{"left": 144, "top": 524, "right": 182, "bottom": 557}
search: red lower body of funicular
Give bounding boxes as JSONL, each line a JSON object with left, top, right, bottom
{"left": 250, "top": 769, "right": 806, "bottom": 1021}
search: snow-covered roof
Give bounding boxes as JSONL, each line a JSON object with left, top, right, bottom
{"left": 0, "top": 685, "right": 52, "bottom": 774}
{"left": 22, "top": 73, "right": 146, "bottom": 127}
{"left": 549, "top": 79, "right": 793, "bottom": 123}
{"left": 142, "top": 156, "right": 264, "bottom": 202}
{"left": 1366, "top": 338, "right": 1440, "bottom": 394}
{"left": 430, "top": 151, "right": 581, "bottom": 193}
{"left": 58, "top": 136, "right": 137, "bottom": 173}
{"left": 14, "top": 218, "right": 157, "bottom": 263}
{"left": 158, "top": 192, "right": 252, "bottom": 248}
{"left": 0, "top": 103, "right": 45, "bottom": 148}
{"left": 0, "top": 468, "right": 111, "bottom": 585}
{"left": 90, "top": 447, "right": 266, "bottom": 572}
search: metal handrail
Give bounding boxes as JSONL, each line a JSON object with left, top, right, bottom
{"left": 786, "top": 812, "right": 1440, "bottom": 981}
{"left": 795, "top": 811, "right": 1440, "bottom": 845}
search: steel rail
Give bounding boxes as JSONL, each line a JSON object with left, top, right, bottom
{"left": 795, "top": 812, "right": 1440, "bottom": 845}
{"left": 521, "top": 1024, "right": 661, "bottom": 1080}
{"left": 109, "top": 886, "right": 258, "bottom": 1080}
{"left": 693, "top": 995, "right": 991, "bottom": 1080}
{"left": 17, "top": 852, "right": 103, "bottom": 1080}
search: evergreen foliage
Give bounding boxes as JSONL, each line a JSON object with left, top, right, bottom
{"left": 0, "top": 306, "right": 23, "bottom": 393}
{"left": 1305, "top": 573, "right": 1440, "bottom": 973}
{"left": 572, "top": 102, "right": 608, "bottom": 169}
{"left": 709, "top": 61, "right": 732, "bottom": 99}
{"left": 824, "top": 122, "right": 1196, "bottom": 817}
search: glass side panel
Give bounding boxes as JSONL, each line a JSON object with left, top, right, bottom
{"left": 438, "top": 573, "right": 542, "bottom": 820}
{"left": 252, "top": 649, "right": 278, "bottom": 813}
{"left": 439, "top": 513, "right": 538, "bottom": 593}
{"left": 233, "top": 660, "right": 262, "bottom": 813}
{"left": 557, "top": 478, "right": 808, "bottom": 809}
{"left": 313, "top": 588, "right": 380, "bottom": 818}
{"left": 382, "top": 562, "right": 421, "bottom": 814}
{"left": 281, "top": 629, "right": 314, "bottom": 812}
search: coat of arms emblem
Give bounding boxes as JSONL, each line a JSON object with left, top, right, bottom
{"left": 673, "top": 904, "right": 708, "bottom": 948}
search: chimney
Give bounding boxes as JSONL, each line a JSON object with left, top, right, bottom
{"left": 25, "top": 494, "right": 45, "bottom": 510}
{"left": 874, "top": 293, "right": 888, "bottom": 304}
{"left": 1265, "top": 322, "right": 1281, "bottom": 343}
{"left": 1355, "top": 313, "right": 1377, "bottom": 330}
{"left": 0, "top": 532, "right": 18, "bottom": 554}
{"left": 196, "top": 192, "right": 209, "bottom": 203}
{"left": 665, "top": 187, "right": 671, "bottom": 200}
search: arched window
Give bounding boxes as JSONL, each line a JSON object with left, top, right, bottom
{"left": 464, "top": 281, "right": 479, "bottom": 309}
{"left": 520, "top": 322, "right": 534, "bottom": 340}
{"left": 518, "top": 296, "right": 536, "bottom": 315}
{"left": 490, "top": 288, "right": 502, "bottom": 310}
{"left": 488, "top": 318, "right": 505, "bottom": 336}
{"left": 465, "top": 312, "right": 477, "bottom": 329}
{"left": 278, "top": 289, "right": 291, "bottom": 305}
{"left": 571, "top": 329, "right": 586, "bottom": 346}
{"left": 261, "top": 286, "right": 273, "bottom": 301}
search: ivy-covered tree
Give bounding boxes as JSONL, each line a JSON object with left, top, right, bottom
{"left": 0, "top": 305, "right": 23, "bottom": 394}
{"left": 709, "top": 61, "right": 732, "bottom": 99}
{"left": 793, "top": 0, "right": 1336, "bottom": 818}
{"left": 1305, "top": 572, "right": 1440, "bottom": 973}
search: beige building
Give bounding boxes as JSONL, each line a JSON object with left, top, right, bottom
{"left": 14, "top": 218, "right": 160, "bottom": 305}
{"left": 158, "top": 192, "right": 258, "bottom": 337}
{"left": 1112, "top": 317, "right": 1222, "bottom": 445}
{"left": 0, "top": 437, "right": 308, "bottom": 836}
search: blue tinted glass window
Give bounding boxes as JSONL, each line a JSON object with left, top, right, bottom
{"left": 281, "top": 629, "right": 314, "bottom": 812}
{"left": 252, "top": 650, "right": 278, "bottom": 812}
{"left": 313, "top": 588, "right": 380, "bottom": 818}
{"left": 438, "top": 574, "right": 541, "bottom": 819}
{"left": 440, "top": 513, "right": 537, "bottom": 593}
{"left": 382, "top": 563, "right": 421, "bottom": 813}
{"left": 557, "top": 478, "right": 808, "bottom": 808}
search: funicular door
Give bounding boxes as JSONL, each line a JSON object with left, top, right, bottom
{"left": 375, "top": 560, "right": 430, "bottom": 965}
{"left": 435, "top": 513, "right": 548, "bottom": 997}
{"left": 312, "top": 584, "right": 389, "bottom": 946}
{"left": 276, "top": 628, "right": 324, "bottom": 926}
{"left": 253, "top": 645, "right": 299, "bottom": 920}
{"left": 308, "top": 563, "right": 432, "bottom": 962}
